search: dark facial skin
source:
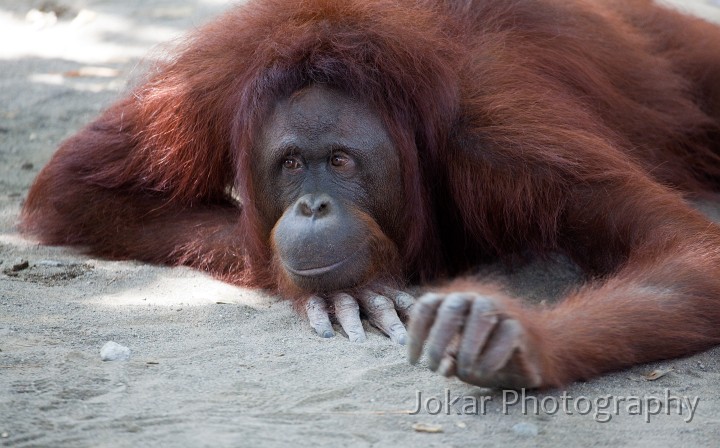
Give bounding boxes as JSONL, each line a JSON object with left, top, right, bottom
{"left": 253, "top": 84, "right": 404, "bottom": 292}
{"left": 251, "top": 85, "right": 415, "bottom": 344}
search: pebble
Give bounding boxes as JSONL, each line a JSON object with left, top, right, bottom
{"left": 412, "top": 423, "right": 443, "bottom": 433}
{"left": 100, "top": 341, "right": 131, "bottom": 361}
{"left": 512, "top": 422, "right": 539, "bottom": 437}
{"left": 11, "top": 260, "right": 29, "bottom": 272}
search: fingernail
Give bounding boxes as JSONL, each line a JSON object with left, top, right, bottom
{"left": 437, "top": 357, "right": 455, "bottom": 377}
{"left": 395, "top": 333, "right": 408, "bottom": 346}
{"left": 350, "top": 334, "right": 367, "bottom": 343}
{"left": 321, "top": 330, "right": 335, "bottom": 338}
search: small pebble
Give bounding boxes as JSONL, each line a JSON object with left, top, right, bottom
{"left": 412, "top": 423, "right": 443, "bottom": 433}
{"left": 11, "top": 260, "right": 29, "bottom": 272}
{"left": 1, "top": 432, "right": 8, "bottom": 438}
{"left": 100, "top": 341, "right": 131, "bottom": 361}
{"left": 512, "top": 422, "right": 538, "bottom": 437}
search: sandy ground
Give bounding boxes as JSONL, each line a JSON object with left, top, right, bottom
{"left": 1, "top": 1, "right": 720, "bottom": 447}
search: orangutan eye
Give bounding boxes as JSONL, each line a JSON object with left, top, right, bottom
{"left": 330, "top": 153, "right": 350, "bottom": 168}
{"left": 282, "top": 157, "right": 302, "bottom": 170}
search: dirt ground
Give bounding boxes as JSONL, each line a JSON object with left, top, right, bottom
{"left": 1, "top": 1, "right": 720, "bottom": 447}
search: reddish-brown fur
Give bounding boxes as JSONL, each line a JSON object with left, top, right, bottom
{"left": 20, "top": 0, "right": 720, "bottom": 386}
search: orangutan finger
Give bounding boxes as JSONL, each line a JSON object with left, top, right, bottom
{"left": 360, "top": 291, "right": 408, "bottom": 345}
{"left": 407, "top": 293, "right": 444, "bottom": 364}
{"left": 331, "top": 293, "right": 367, "bottom": 342}
{"left": 475, "top": 319, "right": 524, "bottom": 376}
{"left": 305, "top": 295, "right": 334, "bottom": 338}
{"left": 456, "top": 297, "right": 499, "bottom": 378}
{"left": 425, "top": 293, "right": 472, "bottom": 371}
{"left": 378, "top": 287, "right": 415, "bottom": 321}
